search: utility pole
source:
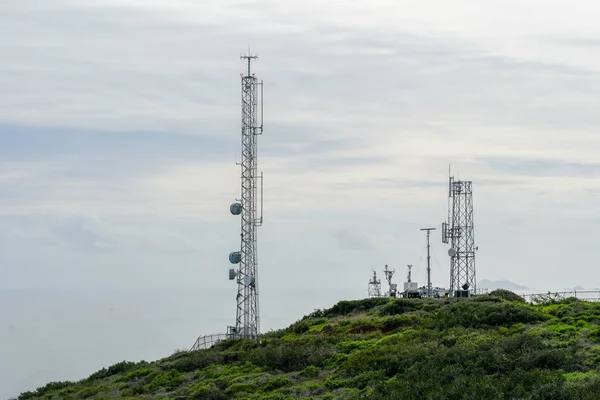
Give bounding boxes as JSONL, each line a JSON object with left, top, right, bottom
{"left": 421, "top": 228, "right": 436, "bottom": 297}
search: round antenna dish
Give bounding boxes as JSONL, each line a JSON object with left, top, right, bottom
{"left": 244, "top": 275, "right": 255, "bottom": 286}
{"left": 229, "top": 269, "right": 237, "bottom": 280}
{"left": 229, "top": 251, "right": 242, "bottom": 264}
{"left": 230, "top": 203, "right": 243, "bottom": 215}
{"left": 448, "top": 248, "right": 456, "bottom": 257}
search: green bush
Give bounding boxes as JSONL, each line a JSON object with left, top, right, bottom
{"left": 85, "top": 361, "right": 139, "bottom": 382}
{"left": 489, "top": 289, "right": 526, "bottom": 303}
{"left": 189, "top": 382, "right": 228, "bottom": 400}
{"left": 115, "top": 367, "right": 155, "bottom": 383}
{"left": 262, "top": 376, "right": 293, "bottom": 391}
{"left": 425, "top": 301, "right": 547, "bottom": 329}
{"left": 336, "top": 340, "right": 376, "bottom": 354}
{"left": 299, "top": 365, "right": 320, "bottom": 378}
{"left": 148, "top": 369, "right": 186, "bottom": 391}
{"left": 171, "top": 350, "right": 224, "bottom": 373}
{"left": 377, "top": 299, "right": 421, "bottom": 316}
{"left": 322, "top": 298, "right": 390, "bottom": 318}
{"left": 17, "top": 381, "right": 74, "bottom": 400}
{"left": 77, "top": 387, "right": 101, "bottom": 398}
{"left": 242, "top": 336, "right": 335, "bottom": 372}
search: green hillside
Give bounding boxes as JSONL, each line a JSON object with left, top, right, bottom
{"left": 17, "top": 290, "right": 600, "bottom": 400}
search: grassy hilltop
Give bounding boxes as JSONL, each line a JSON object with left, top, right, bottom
{"left": 17, "top": 290, "right": 600, "bottom": 400}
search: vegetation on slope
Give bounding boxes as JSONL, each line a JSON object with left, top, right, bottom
{"left": 17, "top": 291, "right": 600, "bottom": 400}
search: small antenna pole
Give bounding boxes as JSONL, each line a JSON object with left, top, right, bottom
{"left": 420, "top": 228, "right": 436, "bottom": 297}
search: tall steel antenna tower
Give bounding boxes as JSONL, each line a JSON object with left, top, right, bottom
{"left": 442, "top": 169, "right": 476, "bottom": 297}
{"left": 420, "top": 228, "right": 436, "bottom": 297}
{"left": 367, "top": 270, "right": 382, "bottom": 298}
{"left": 228, "top": 52, "right": 264, "bottom": 339}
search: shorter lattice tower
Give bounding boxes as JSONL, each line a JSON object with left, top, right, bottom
{"left": 367, "top": 271, "right": 382, "bottom": 298}
{"left": 442, "top": 170, "right": 476, "bottom": 297}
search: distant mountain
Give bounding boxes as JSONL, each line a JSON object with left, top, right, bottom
{"left": 478, "top": 279, "right": 529, "bottom": 291}
{"left": 566, "top": 285, "right": 599, "bottom": 291}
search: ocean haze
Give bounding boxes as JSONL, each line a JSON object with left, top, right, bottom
{"left": 1, "top": 287, "right": 360, "bottom": 397}
{"left": 4, "top": 0, "right": 600, "bottom": 398}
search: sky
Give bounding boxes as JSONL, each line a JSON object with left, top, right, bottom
{"left": 3, "top": 0, "right": 600, "bottom": 397}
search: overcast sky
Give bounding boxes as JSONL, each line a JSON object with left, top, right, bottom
{"left": 3, "top": 0, "right": 600, "bottom": 397}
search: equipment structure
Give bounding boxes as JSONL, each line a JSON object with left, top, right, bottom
{"left": 383, "top": 265, "right": 397, "bottom": 297}
{"left": 420, "top": 228, "right": 436, "bottom": 297}
{"left": 367, "top": 271, "right": 382, "bottom": 298}
{"left": 403, "top": 264, "right": 420, "bottom": 298}
{"left": 228, "top": 53, "right": 264, "bottom": 339}
{"left": 442, "top": 172, "right": 476, "bottom": 297}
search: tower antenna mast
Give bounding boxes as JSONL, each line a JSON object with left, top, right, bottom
{"left": 420, "top": 228, "right": 436, "bottom": 297}
{"left": 228, "top": 51, "right": 265, "bottom": 339}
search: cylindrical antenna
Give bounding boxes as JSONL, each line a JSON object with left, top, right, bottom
{"left": 420, "top": 228, "right": 436, "bottom": 297}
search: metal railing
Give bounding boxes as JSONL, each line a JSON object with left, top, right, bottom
{"left": 522, "top": 290, "right": 600, "bottom": 304}
{"left": 190, "top": 333, "right": 231, "bottom": 351}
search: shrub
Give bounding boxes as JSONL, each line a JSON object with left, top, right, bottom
{"left": 189, "top": 383, "right": 228, "bottom": 400}
{"left": 115, "top": 367, "right": 155, "bottom": 383}
{"left": 243, "top": 337, "right": 335, "bottom": 372}
{"left": 262, "top": 376, "right": 293, "bottom": 391}
{"left": 323, "top": 298, "right": 389, "bottom": 318}
{"left": 425, "top": 301, "right": 547, "bottom": 329}
{"left": 377, "top": 299, "right": 421, "bottom": 316}
{"left": 85, "top": 361, "right": 138, "bottom": 382}
{"left": 77, "top": 387, "right": 101, "bottom": 398}
{"left": 148, "top": 369, "right": 186, "bottom": 391}
{"left": 172, "top": 350, "right": 224, "bottom": 373}
{"left": 336, "top": 340, "right": 376, "bottom": 354}
{"left": 18, "top": 381, "right": 74, "bottom": 400}
{"left": 382, "top": 314, "right": 417, "bottom": 330}
{"left": 299, "top": 365, "right": 320, "bottom": 378}
{"left": 489, "top": 289, "right": 526, "bottom": 303}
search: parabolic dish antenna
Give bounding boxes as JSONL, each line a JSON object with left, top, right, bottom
{"left": 448, "top": 248, "right": 456, "bottom": 257}
{"left": 230, "top": 203, "right": 243, "bottom": 216}
{"left": 229, "top": 251, "right": 242, "bottom": 264}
